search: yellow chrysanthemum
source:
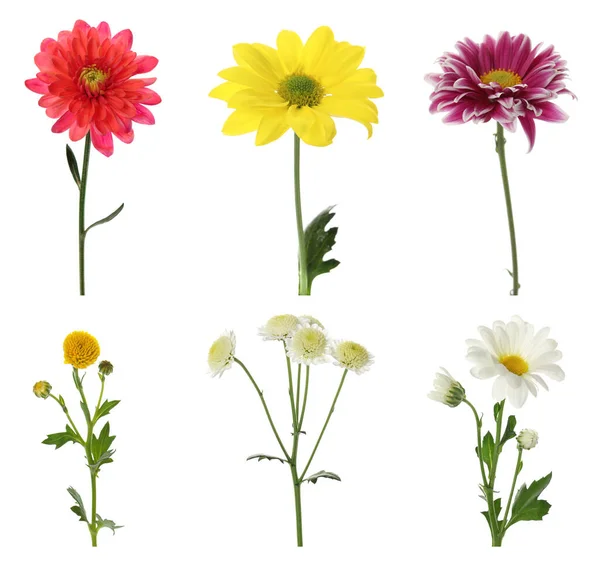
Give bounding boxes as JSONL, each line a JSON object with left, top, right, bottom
{"left": 63, "top": 331, "right": 100, "bottom": 369}
{"left": 209, "top": 26, "right": 383, "bottom": 147}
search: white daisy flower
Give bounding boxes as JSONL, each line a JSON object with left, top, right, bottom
{"left": 208, "top": 331, "right": 236, "bottom": 377}
{"left": 466, "top": 316, "right": 564, "bottom": 408}
{"left": 298, "top": 315, "right": 324, "bottom": 329}
{"left": 285, "top": 323, "right": 330, "bottom": 365}
{"left": 428, "top": 368, "right": 466, "bottom": 408}
{"left": 258, "top": 315, "right": 300, "bottom": 341}
{"left": 331, "top": 340, "right": 374, "bottom": 374}
{"left": 517, "top": 429, "right": 539, "bottom": 450}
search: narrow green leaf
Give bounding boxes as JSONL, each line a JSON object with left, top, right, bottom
{"left": 246, "top": 453, "right": 288, "bottom": 464}
{"left": 42, "top": 425, "right": 79, "bottom": 449}
{"left": 66, "top": 145, "right": 81, "bottom": 188}
{"left": 95, "top": 399, "right": 120, "bottom": 422}
{"left": 96, "top": 514, "right": 123, "bottom": 534}
{"left": 304, "top": 470, "right": 341, "bottom": 484}
{"left": 507, "top": 472, "right": 552, "bottom": 528}
{"left": 80, "top": 401, "right": 91, "bottom": 424}
{"left": 85, "top": 203, "right": 124, "bottom": 234}
{"left": 479, "top": 432, "right": 495, "bottom": 473}
{"left": 499, "top": 415, "right": 517, "bottom": 452}
{"left": 304, "top": 206, "right": 340, "bottom": 291}
{"left": 67, "top": 487, "right": 88, "bottom": 522}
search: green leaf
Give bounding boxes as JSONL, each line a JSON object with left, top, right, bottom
{"left": 95, "top": 399, "right": 120, "bottom": 422}
{"left": 304, "top": 470, "right": 342, "bottom": 484}
{"left": 96, "top": 514, "right": 123, "bottom": 534}
{"left": 304, "top": 206, "right": 340, "bottom": 291}
{"left": 66, "top": 145, "right": 81, "bottom": 188}
{"left": 42, "top": 425, "right": 80, "bottom": 449}
{"left": 88, "top": 450, "right": 115, "bottom": 475}
{"left": 498, "top": 415, "right": 517, "bottom": 452}
{"left": 481, "top": 497, "right": 502, "bottom": 530}
{"left": 91, "top": 422, "right": 116, "bottom": 462}
{"left": 477, "top": 432, "right": 495, "bottom": 473}
{"left": 67, "top": 487, "right": 88, "bottom": 522}
{"left": 85, "top": 203, "right": 124, "bottom": 234}
{"left": 80, "top": 401, "right": 91, "bottom": 424}
{"left": 246, "top": 453, "right": 288, "bottom": 464}
{"left": 507, "top": 473, "right": 552, "bottom": 528}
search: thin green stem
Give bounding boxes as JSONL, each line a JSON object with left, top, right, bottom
{"left": 89, "top": 470, "right": 98, "bottom": 547}
{"left": 298, "top": 366, "right": 310, "bottom": 431}
{"left": 463, "top": 399, "right": 489, "bottom": 488}
{"left": 501, "top": 447, "right": 523, "bottom": 534}
{"left": 291, "top": 464, "right": 303, "bottom": 547}
{"left": 295, "top": 364, "right": 301, "bottom": 429}
{"left": 294, "top": 134, "right": 309, "bottom": 296}
{"left": 488, "top": 400, "right": 505, "bottom": 546}
{"left": 94, "top": 377, "right": 105, "bottom": 420}
{"left": 300, "top": 369, "right": 348, "bottom": 482}
{"left": 234, "top": 358, "right": 291, "bottom": 463}
{"left": 78, "top": 133, "right": 92, "bottom": 296}
{"left": 495, "top": 123, "right": 519, "bottom": 295}
{"left": 284, "top": 346, "right": 297, "bottom": 429}
{"left": 49, "top": 393, "right": 84, "bottom": 444}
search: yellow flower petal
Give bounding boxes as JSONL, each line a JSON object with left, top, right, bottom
{"left": 255, "top": 108, "right": 290, "bottom": 145}
{"left": 287, "top": 106, "right": 336, "bottom": 146}
{"left": 218, "top": 67, "right": 275, "bottom": 92}
{"left": 209, "top": 82, "right": 246, "bottom": 102}
{"left": 344, "top": 68, "right": 378, "bottom": 84}
{"left": 253, "top": 43, "right": 285, "bottom": 80}
{"left": 300, "top": 26, "right": 335, "bottom": 76}
{"left": 322, "top": 45, "right": 365, "bottom": 87}
{"left": 232, "top": 43, "right": 280, "bottom": 86}
{"left": 319, "top": 97, "right": 378, "bottom": 137}
{"left": 327, "top": 83, "right": 384, "bottom": 99}
{"left": 222, "top": 110, "right": 262, "bottom": 135}
{"left": 227, "top": 89, "right": 287, "bottom": 110}
{"left": 277, "top": 30, "right": 303, "bottom": 74}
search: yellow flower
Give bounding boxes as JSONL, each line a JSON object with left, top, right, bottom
{"left": 33, "top": 381, "right": 52, "bottom": 399}
{"left": 209, "top": 26, "right": 383, "bottom": 147}
{"left": 63, "top": 331, "right": 100, "bottom": 369}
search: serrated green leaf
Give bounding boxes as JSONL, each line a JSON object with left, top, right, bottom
{"left": 85, "top": 203, "right": 124, "bottom": 234}
{"left": 96, "top": 514, "right": 123, "bottom": 534}
{"left": 304, "top": 206, "right": 340, "bottom": 291}
{"left": 95, "top": 399, "right": 120, "bottom": 422}
{"left": 66, "top": 145, "right": 81, "bottom": 188}
{"left": 304, "top": 470, "right": 341, "bottom": 484}
{"left": 91, "top": 422, "right": 116, "bottom": 462}
{"left": 42, "top": 425, "right": 80, "bottom": 449}
{"left": 481, "top": 497, "right": 502, "bottom": 531}
{"left": 88, "top": 449, "right": 115, "bottom": 475}
{"left": 499, "top": 415, "right": 517, "bottom": 452}
{"left": 507, "top": 473, "right": 552, "bottom": 528}
{"left": 246, "top": 453, "right": 288, "bottom": 464}
{"left": 67, "top": 487, "right": 88, "bottom": 522}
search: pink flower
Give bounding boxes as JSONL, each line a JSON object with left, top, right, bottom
{"left": 426, "top": 32, "right": 575, "bottom": 151}
{"left": 25, "top": 20, "right": 161, "bottom": 157}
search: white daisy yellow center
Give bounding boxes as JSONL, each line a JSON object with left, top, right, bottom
{"left": 499, "top": 354, "right": 529, "bottom": 376}
{"left": 290, "top": 327, "right": 328, "bottom": 359}
{"left": 278, "top": 74, "right": 325, "bottom": 107}
{"left": 334, "top": 341, "right": 370, "bottom": 370}
{"left": 480, "top": 68, "right": 522, "bottom": 88}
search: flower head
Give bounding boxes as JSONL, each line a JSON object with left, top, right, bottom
{"left": 26, "top": 20, "right": 161, "bottom": 157}
{"left": 33, "top": 381, "right": 52, "bottom": 399}
{"left": 517, "top": 429, "right": 539, "bottom": 450}
{"left": 426, "top": 32, "right": 575, "bottom": 151}
{"left": 99, "top": 360, "right": 113, "bottom": 376}
{"left": 428, "top": 368, "right": 466, "bottom": 408}
{"left": 208, "top": 331, "right": 236, "bottom": 377}
{"left": 285, "top": 323, "right": 330, "bottom": 365}
{"left": 64, "top": 331, "right": 100, "bottom": 369}
{"left": 331, "top": 340, "right": 373, "bottom": 374}
{"left": 209, "top": 26, "right": 383, "bottom": 147}
{"left": 467, "top": 316, "right": 564, "bottom": 408}
{"left": 298, "top": 315, "right": 324, "bottom": 329}
{"left": 258, "top": 315, "right": 300, "bottom": 341}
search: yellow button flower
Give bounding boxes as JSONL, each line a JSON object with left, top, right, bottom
{"left": 63, "top": 331, "right": 101, "bottom": 369}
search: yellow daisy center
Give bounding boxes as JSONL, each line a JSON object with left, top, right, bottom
{"left": 480, "top": 68, "right": 522, "bottom": 88}
{"left": 278, "top": 73, "right": 325, "bottom": 107}
{"left": 499, "top": 354, "right": 529, "bottom": 376}
{"left": 79, "top": 65, "right": 109, "bottom": 94}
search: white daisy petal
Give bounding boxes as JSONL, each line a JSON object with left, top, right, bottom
{"left": 492, "top": 375, "right": 508, "bottom": 402}
{"left": 534, "top": 364, "right": 565, "bottom": 381}
{"left": 507, "top": 381, "right": 528, "bottom": 408}
{"left": 505, "top": 372, "right": 522, "bottom": 388}
{"left": 530, "top": 373, "right": 549, "bottom": 391}
{"left": 522, "top": 375, "right": 538, "bottom": 397}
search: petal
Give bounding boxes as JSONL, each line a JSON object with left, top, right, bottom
{"left": 25, "top": 78, "right": 49, "bottom": 94}
{"left": 113, "top": 29, "right": 133, "bottom": 51}
{"left": 222, "top": 109, "right": 262, "bottom": 136}
{"left": 492, "top": 375, "right": 508, "bottom": 402}
{"left": 326, "top": 83, "right": 384, "bottom": 99}
{"left": 255, "top": 108, "right": 290, "bottom": 145}
{"left": 286, "top": 105, "right": 335, "bottom": 147}
{"left": 537, "top": 101, "right": 569, "bottom": 123}
{"left": 300, "top": 26, "right": 335, "bottom": 75}
{"left": 319, "top": 97, "right": 377, "bottom": 138}
{"left": 218, "top": 66, "right": 275, "bottom": 92}
{"left": 534, "top": 364, "right": 565, "bottom": 381}
{"left": 518, "top": 114, "right": 536, "bottom": 152}
{"left": 131, "top": 103, "right": 155, "bottom": 125}
{"left": 507, "top": 381, "right": 529, "bottom": 408}
{"left": 90, "top": 125, "right": 114, "bottom": 157}
{"left": 51, "top": 111, "right": 76, "bottom": 133}
{"left": 277, "top": 30, "right": 303, "bottom": 74}
{"left": 209, "top": 82, "right": 247, "bottom": 102}
{"left": 232, "top": 43, "right": 280, "bottom": 87}
{"left": 134, "top": 55, "right": 159, "bottom": 74}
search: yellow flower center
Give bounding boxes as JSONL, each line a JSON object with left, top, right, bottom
{"left": 480, "top": 68, "right": 522, "bottom": 88}
{"left": 278, "top": 74, "right": 325, "bottom": 107}
{"left": 499, "top": 354, "right": 529, "bottom": 376}
{"left": 79, "top": 65, "right": 109, "bottom": 94}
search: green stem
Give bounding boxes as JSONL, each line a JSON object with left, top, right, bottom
{"left": 295, "top": 364, "right": 301, "bottom": 429}
{"left": 487, "top": 400, "right": 505, "bottom": 546}
{"left": 289, "top": 362, "right": 303, "bottom": 547}
{"left": 284, "top": 347, "right": 297, "bottom": 429}
{"left": 94, "top": 377, "right": 105, "bottom": 421}
{"left": 298, "top": 366, "right": 310, "bottom": 430}
{"left": 89, "top": 470, "right": 98, "bottom": 547}
{"left": 78, "top": 133, "right": 92, "bottom": 296}
{"left": 234, "top": 358, "right": 291, "bottom": 463}
{"left": 300, "top": 369, "right": 348, "bottom": 482}
{"left": 464, "top": 399, "right": 489, "bottom": 488}
{"left": 291, "top": 464, "right": 303, "bottom": 547}
{"left": 501, "top": 447, "right": 523, "bottom": 535}
{"left": 495, "top": 123, "right": 519, "bottom": 295}
{"left": 49, "top": 393, "right": 84, "bottom": 444}
{"left": 294, "top": 134, "right": 309, "bottom": 296}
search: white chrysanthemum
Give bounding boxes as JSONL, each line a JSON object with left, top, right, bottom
{"left": 258, "top": 315, "right": 300, "bottom": 341}
{"left": 517, "top": 429, "right": 539, "bottom": 450}
{"left": 331, "top": 340, "right": 374, "bottom": 374}
{"left": 285, "top": 323, "right": 330, "bottom": 365}
{"left": 298, "top": 315, "right": 324, "bottom": 329}
{"left": 208, "top": 331, "right": 236, "bottom": 377}
{"left": 428, "top": 368, "right": 466, "bottom": 408}
{"left": 467, "top": 316, "right": 564, "bottom": 408}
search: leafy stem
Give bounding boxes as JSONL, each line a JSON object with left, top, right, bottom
{"left": 49, "top": 393, "right": 85, "bottom": 445}
{"left": 293, "top": 134, "right": 309, "bottom": 295}
{"left": 501, "top": 446, "right": 523, "bottom": 534}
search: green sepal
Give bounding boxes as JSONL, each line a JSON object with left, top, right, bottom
{"left": 42, "top": 425, "right": 80, "bottom": 449}
{"left": 96, "top": 514, "right": 123, "bottom": 534}
{"left": 246, "top": 453, "right": 288, "bottom": 464}
{"left": 67, "top": 486, "right": 88, "bottom": 522}
{"left": 304, "top": 206, "right": 340, "bottom": 292}
{"left": 66, "top": 145, "right": 81, "bottom": 188}
{"left": 506, "top": 473, "right": 552, "bottom": 529}
{"left": 94, "top": 399, "right": 120, "bottom": 422}
{"left": 481, "top": 497, "right": 502, "bottom": 531}
{"left": 304, "top": 470, "right": 341, "bottom": 484}
{"left": 85, "top": 203, "right": 125, "bottom": 234}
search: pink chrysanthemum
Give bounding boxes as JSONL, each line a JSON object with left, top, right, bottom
{"left": 426, "top": 32, "right": 575, "bottom": 151}
{"left": 25, "top": 20, "right": 161, "bottom": 157}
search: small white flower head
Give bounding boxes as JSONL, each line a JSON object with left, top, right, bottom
{"left": 298, "top": 315, "right": 324, "bottom": 329}
{"left": 285, "top": 323, "right": 330, "bottom": 365}
{"left": 331, "top": 340, "right": 374, "bottom": 374}
{"left": 428, "top": 368, "right": 466, "bottom": 408}
{"left": 208, "top": 331, "right": 236, "bottom": 378}
{"left": 466, "top": 316, "right": 564, "bottom": 408}
{"left": 258, "top": 315, "right": 300, "bottom": 341}
{"left": 517, "top": 429, "right": 539, "bottom": 450}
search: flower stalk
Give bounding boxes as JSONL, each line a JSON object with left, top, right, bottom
{"left": 79, "top": 133, "right": 92, "bottom": 296}
{"left": 294, "top": 134, "right": 309, "bottom": 295}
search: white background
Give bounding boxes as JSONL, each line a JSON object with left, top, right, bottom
{"left": 0, "top": 0, "right": 597, "bottom": 559}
